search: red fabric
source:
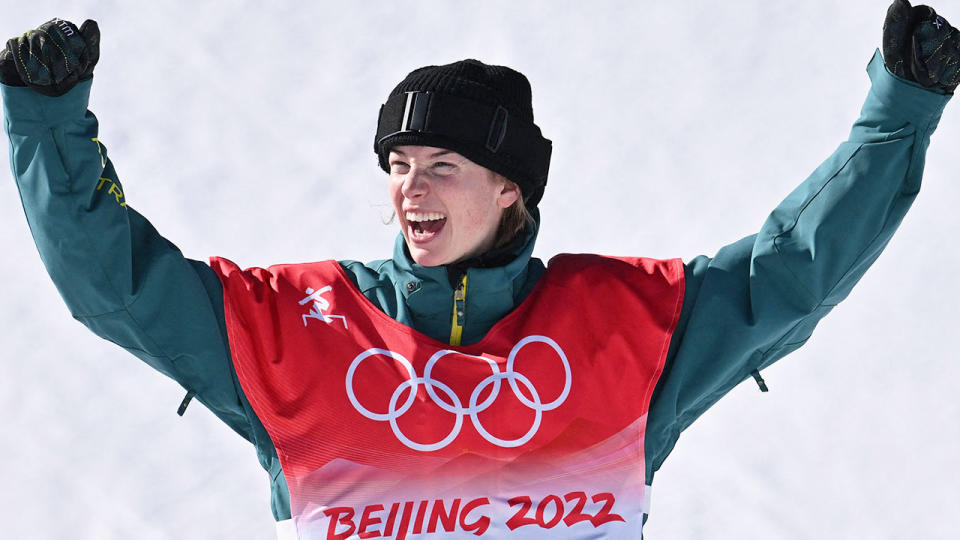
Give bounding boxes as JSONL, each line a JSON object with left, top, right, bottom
{"left": 212, "top": 254, "right": 684, "bottom": 539}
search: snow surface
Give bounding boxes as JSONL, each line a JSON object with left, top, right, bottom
{"left": 1, "top": 1, "right": 958, "bottom": 538}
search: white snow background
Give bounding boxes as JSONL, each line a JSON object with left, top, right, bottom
{"left": 1, "top": 1, "right": 958, "bottom": 538}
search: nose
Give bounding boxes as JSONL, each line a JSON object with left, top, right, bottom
{"left": 400, "top": 168, "right": 429, "bottom": 199}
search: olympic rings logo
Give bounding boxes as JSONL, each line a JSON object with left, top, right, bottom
{"left": 345, "top": 335, "right": 572, "bottom": 452}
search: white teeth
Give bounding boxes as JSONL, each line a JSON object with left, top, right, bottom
{"left": 405, "top": 211, "right": 445, "bottom": 222}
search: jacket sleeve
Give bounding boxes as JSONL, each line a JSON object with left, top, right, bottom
{"left": 2, "top": 78, "right": 252, "bottom": 440}
{"left": 645, "top": 50, "right": 952, "bottom": 473}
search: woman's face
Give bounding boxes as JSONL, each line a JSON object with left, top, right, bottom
{"left": 389, "top": 145, "right": 520, "bottom": 267}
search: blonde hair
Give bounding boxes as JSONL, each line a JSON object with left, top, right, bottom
{"left": 492, "top": 174, "right": 536, "bottom": 249}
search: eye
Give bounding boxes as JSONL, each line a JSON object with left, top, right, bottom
{"left": 432, "top": 162, "right": 456, "bottom": 174}
{"left": 389, "top": 160, "right": 410, "bottom": 174}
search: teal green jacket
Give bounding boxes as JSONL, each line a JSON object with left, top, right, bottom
{"left": 2, "top": 50, "right": 950, "bottom": 524}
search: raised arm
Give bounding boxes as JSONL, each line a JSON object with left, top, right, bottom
{"left": 644, "top": 2, "right": 954, "bottom": 474}
{"left": 1, "top": 19, "right": 250, "bottom": 439}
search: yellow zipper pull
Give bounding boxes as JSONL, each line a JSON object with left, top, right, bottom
{"left": 449, "top": 274, "right": 468, "bottom": 346}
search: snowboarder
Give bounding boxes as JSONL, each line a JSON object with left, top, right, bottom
{"left": 1, "top": 1, "right": 956, "bottom": 538}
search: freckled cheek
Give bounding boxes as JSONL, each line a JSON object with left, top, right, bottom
{"left": 388, "top": 178, "right": 402, "bottom": 198}
{"left": 458, "top": 207, "right": 488, "bottom": 231}
{"left": 388, "top": 182, "right": 404, "bottom": 213}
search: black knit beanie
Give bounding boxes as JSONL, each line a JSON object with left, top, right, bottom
{"left": 374, "top": 59, "right": 552, "bottom": 209}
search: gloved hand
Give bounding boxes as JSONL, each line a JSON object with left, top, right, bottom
{"left": 0, "top": 18, "right": 100, "bottom": 97}
{"left": 883, "top": 0, "right": 960, "bottom": 92}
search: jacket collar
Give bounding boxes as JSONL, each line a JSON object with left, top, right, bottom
{"left": 391, "top": 213, "right": 542, "bottom": 344}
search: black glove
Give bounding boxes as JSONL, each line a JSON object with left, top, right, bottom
{"left": 883, "top": 0, "right": 960, "bottom": 92}
{"left": 0, "top": 18, "right": 99, "bottom": 97}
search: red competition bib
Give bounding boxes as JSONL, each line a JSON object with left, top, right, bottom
{"left": 211, "top": 254, "right": 684, "bottom": 540}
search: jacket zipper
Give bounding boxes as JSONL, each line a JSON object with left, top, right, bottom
{"left": 449, "top": 274, "right": 468, "bottom": 346}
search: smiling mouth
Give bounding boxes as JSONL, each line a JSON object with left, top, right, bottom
{"left": 406, "top": 212, "right": 447, "bottom": 241}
